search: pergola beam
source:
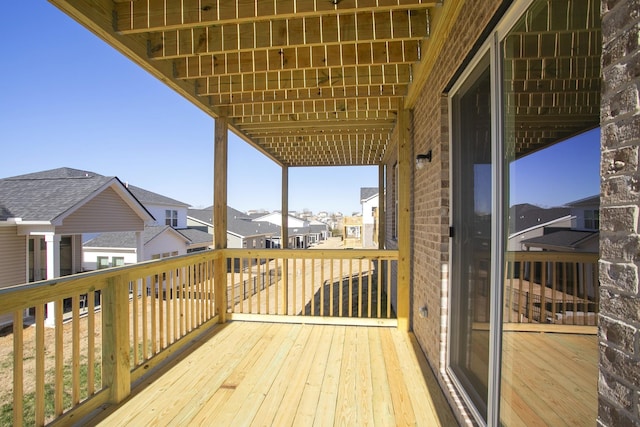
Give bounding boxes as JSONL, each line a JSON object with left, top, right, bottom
{"left": 116, "top": 0, "right": 439, "bottom": 34}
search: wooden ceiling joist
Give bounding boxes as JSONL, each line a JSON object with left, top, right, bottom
{"left": 115, "top": 0, "right": 439, "bottom": 34}
{"left": 148, "top": 9, "right": 429, "bottom": 60}
{"left": 50, "top": 0, "right": 459, "bottom": 166}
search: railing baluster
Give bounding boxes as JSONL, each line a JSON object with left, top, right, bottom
{"left": 13, "top": 310, "right": 23, "bottom": 427}
{"left": 292, "top": 258, "right": 297, "bottom": 315}
{"left": 329, "top": 258, "right": 334, "bottom": 317}
{"left": 387, "top": 260, "right": 391, "bottom": 318}
{"left": 88, "top": 290, "right": 96, "bottom": 395}
{"left": 358, "top": 259, "right": 363, "bottom": 318}
{"left": 301, "top": 258, "right": 306, "bottom": 316}
{"left": 376, "top": 258, "right": 382, "bottom": 319}
{"left": 142, "top": 276, "right": 148, "bottom": 360}
{"left": 54, "top": 299, "right": 64, "bottom": 416}
{"left": 35, "top": 304, "right": 45, "bottom": 426}
{"left": 320, "top": 258, "right": 325, "bottom": 316}
{"left": 368, "top": 259, "right": 372, "bottom": 318}
{"left": 339, "top": 258, "right": 344, "bottom": 317}
{"left": 72, "top": 294, "right": 81, "bottom": 404}
{"left": 349, "top": 259, "right": 354, "bottom": 317}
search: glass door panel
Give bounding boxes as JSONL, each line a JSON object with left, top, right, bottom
{"left": 500, "top": 0, "right": 601, "bottom": 425}
{"left": 450, "top": 53, "right": 492, "bottom": 422}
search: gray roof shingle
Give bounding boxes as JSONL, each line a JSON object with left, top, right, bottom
{"left": 188, "top": 206, "right": 281, "bottom": 238}
{"left": 126, "top": 184, "right": 189, "bottom": 207}
{"left": 0, "top": 167, "right": 115, "bottom": 221}
{"left": 83, "top": 225, "right": 188, "bottom": 248}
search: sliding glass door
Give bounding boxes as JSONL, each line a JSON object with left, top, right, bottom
{"left": 448, "top": 0, "right": 600, "bottom": 425}
{"left": 450, "top": 53, "right": 492, "bottom": 422}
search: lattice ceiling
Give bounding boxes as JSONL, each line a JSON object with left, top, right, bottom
{"left": 52, "top": 0, "right": 458, "bottom": 167}
{"left": 49, "top": 0, "right": 600, "bottom": 166}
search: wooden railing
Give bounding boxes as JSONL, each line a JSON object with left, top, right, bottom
{"left": 224, "top": 249, "right": 398, "bottom": 325}
{"left": 0, "top": 247, "right": 398, "bottom": 425}
{"left": 0, "top": 251, "right": 220, "bottom": 427}
{"left": 503, "top": 251, "right": 599, "bottom": 330}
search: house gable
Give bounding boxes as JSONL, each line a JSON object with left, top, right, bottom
{"left": 56, "top": 186, "right": 146, "bottom": 234}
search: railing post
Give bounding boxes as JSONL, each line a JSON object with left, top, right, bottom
{"left": 102, "top": 274, "right": 131, "bottom": 403}
{"left": 214, "top": 116, "right": 228, "bottom": 323}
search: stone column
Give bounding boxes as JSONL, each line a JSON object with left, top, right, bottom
{"left": 599, "top": 1, "right": 640, "bottom": 425}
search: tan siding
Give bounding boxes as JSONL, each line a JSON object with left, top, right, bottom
{"left": 0, "top": 226, "right": 26, "bottom": 289}
{"left": 57, "top": 186, "right": 145, "bottom": 234}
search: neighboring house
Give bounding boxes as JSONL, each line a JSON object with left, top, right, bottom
{"left": 0, "top": 167, "right": 154, "bottom": 326}
{"left": 126, "top": 184, "right": 189, "bottom": 229}
{"left": 253, "top": 211, "right": 311, "bottom": 248}
{"left": 83, "top": 225, "right": 212, "bottom": 270}
{"left": 309, "top": 221, "right": 329, "bottom": 245}
{"left": 520, "top": 195, "right": 600, "bottom": 253}
{"left": 360, "top": 187, "right": 379, "bottom": 248}
{"left": 188, "top": 206, "right": 281, "bottom": 249}
{"left": 507, "top": 204, "right": 572, "bottom": 251}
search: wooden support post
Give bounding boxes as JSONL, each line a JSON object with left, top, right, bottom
{"left": 214, "top": 116, "right": 229, "bottom": 323}
{"left": 281, "top": 166, "right": 289, "bottom": 314}
{"left": 378, "top": 164, "right": 385, "bottom": 248}
{"left": 102, "top": 274, "right": 130, "bottom": 403}
{"left": 397, "top": 108, "right": 412, "bottom": 331}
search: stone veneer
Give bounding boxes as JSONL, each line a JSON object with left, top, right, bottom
{"left": 599, "top": 0, "right": 640, "bottom": 425}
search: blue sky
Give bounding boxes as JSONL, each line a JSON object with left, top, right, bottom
{"left": 0, "top": 2, "right": 376, "bottom": 215}
{"left": 510, "top": 127, "right": 600, "bottom": 207}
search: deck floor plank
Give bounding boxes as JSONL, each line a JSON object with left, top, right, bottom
{"left": 291, "top": 325, "right": 335, "bottom": 426}
{"left": 312, "top": 325, "right": 346, "bottom": 427}
{"left": 98, "top": 321, "right": 610, "bottom": 427}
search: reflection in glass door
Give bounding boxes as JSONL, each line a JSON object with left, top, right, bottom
{"left": 450, "top": 53, "right": 492, "bottom": 422}
{"left": 500, "top": 0, "right": 601, "bottom": 425}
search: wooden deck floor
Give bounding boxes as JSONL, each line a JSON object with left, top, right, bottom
{"left": 91, "top": 321, "right": 457, "bottom": 426}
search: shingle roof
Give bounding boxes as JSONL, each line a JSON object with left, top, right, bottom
{"left": 0, "top": 167, "right": 115, "bottom": 221}
{"left": 508, "top": 204, "right": 571, "bottom": 234}
{"left": 126, "top": 184, "right": 189, "bottom": 207}
{"left": 521, "top": 229, "right": 598, "bottom": 251}
{"left": 177, "top": 228, "right": 213, "bottom": 245}
{"left": 360, "top": 187, "right": 378, "bottom": 202}
{"left": 188, "top": 206, "right": 281, "bottom": 238}
{"left": 83, "top": 225, "right": 188, "bottom": 248}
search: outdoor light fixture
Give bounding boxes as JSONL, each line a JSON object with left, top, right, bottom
{"left": 415, "top": 150, "right": 432, "bottom": 170}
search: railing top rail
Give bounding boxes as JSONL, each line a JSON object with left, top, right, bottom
{"left": 507, "top": 251, "right": 598, "bottom": 263}
{"left": 0, "top": 249, "right": 220, "bottom": 314}
{"left": 223, "top": 248, "right": 399, "bottom": 260}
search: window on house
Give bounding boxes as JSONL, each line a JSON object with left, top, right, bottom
{"left": 97, "top": 256, "right": 109, "bottom": 269}
{"left": 112, "top": 257, "right": 125, "bottom": 267}
{"left": 151, "top": 254, "right": 161, "bottom": 260}
{"left": 165, "top": 210, "right": 178, "bottom": 227}
{"left": 584, "top": 209, "right": 599, "bottom": 230}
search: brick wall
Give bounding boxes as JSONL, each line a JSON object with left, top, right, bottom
{"left": 599, "top": 1, "right": 640, "bottom": 425}
{"left": 383, "top": 1, "right": 504, "bottom": 424}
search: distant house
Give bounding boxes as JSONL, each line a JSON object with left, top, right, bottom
{"left": 520, "top": 195, "right": 600, "bottom": 253}
{"left": 309, "top": 221, "right": 329, "bottom": 245}
{"left": 0, "top": 167, "right": 154, "bottom": 326}
{"left": 126, "top": 184, "right": 189, "bottom": 229}
{"left": 83, "top": 225, "right": 212, "bottom": 269}
{"left": 507, "top": 204, "right": 572, "bottom": 251}
{"left": 82, "top": 179, "right": 211, "bottom": 270}
{"left": 188, "top": 206, "right": 281, "bottom": 249}
{"left": 360, "top": 187, "right": 379, "bottom": 248}
{"left": 253, "top": 211, "right": 311, "bottom": 248}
